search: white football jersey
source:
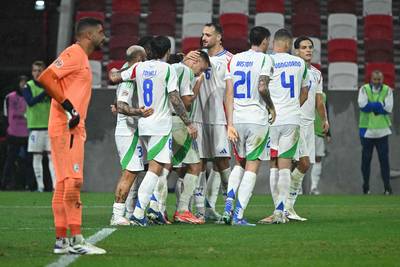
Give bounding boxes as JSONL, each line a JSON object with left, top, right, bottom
{"left": 269, "top": 52, "right": 309, "bottom": 126}
{"left": 225, "top": 49, "right": 273, "bottom": 125}
{"left": 300, "top": 65, "right": 323, "bottom": 125}
{"left": 192, "top": 49, "right": 233, "bottom": 124}
{"left": 121, "top": 60, "right": 178, "bottom": 136}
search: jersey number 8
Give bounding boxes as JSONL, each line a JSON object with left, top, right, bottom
{"left": 143, "top": 79, "right": 153, "bottom": 107}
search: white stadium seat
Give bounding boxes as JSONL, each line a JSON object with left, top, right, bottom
{"left": 292, "top": 37, "right": 321, "bottom": 64}
{"left": 328, "top": 14, "right": 357, "bottom": 40}
{"left": 183, "top": 0, "right": 212, "bottom": 13}
{"left": 89, "top": 60, "right": 102, "bottom": 88}
{"left": 363, "top": 0, "right": 392, "bottom": 16}
{"left": 182, "top": 12, "right": 212, "bottom": 38}
{"left": 255, "top": 13, "right": 284, "bottom": 49}
{"left": 328, "top": 63, "right": 358, "bottom": 91}
{"left": 220, "top": 0, "right": 249, "bottom": 15}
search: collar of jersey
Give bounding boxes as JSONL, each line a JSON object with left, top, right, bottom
{"left": 215, "top": 49, "right": 227, "bottom": 57}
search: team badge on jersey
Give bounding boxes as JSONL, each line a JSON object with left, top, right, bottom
{"left": 54, "top": 58, "right": 64, "bottom": 68}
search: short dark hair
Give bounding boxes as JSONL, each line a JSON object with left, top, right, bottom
{"left": 294, "top": 36, "right": 314, "bottom": 49}
{"left": 274, "top": 28, "right": 292, "bottom": 41}
{"left": 249, "top": 26, "right": 271, "bottom": 46}
{"left": 204, "top": 23, "right": 224, "bottom": 37}
{"left": 19, "top": 75, "right": 28, "bottom": 83}
{"left": 75, "top": 17, "right": 103, "bottom": 36}
{"left": 149, "top": 36, "right": 171, "bottom": 59}
{"left": 32, "top": 60, "right": 46, "bottom": 69}
{"left": 198, "top": 50, "right": 211, "bottom": 67}
{"left": 137, "top": 35, "right": 154, "bottom": 58}
{"left": 167, "top": 53, "right": 185, "bottom": 64}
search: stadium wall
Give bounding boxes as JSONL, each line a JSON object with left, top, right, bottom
{"left": 83, "top": 90, "right": 400, "bottom": 194}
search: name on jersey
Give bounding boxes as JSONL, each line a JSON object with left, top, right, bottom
{"left": 274, "top": 61, "right": 301, "bottom": 68}
{"left": 236, "top": 61, "right": 253, "bottom": 67}
{"left": 143, "top": 70, "right": 157, "bottom": 78}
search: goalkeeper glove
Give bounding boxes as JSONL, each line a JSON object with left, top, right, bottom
{"left": 61, "top": 99, "right": 80, "bottom": 129}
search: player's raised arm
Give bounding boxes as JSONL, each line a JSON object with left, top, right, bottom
{"left": 109, "top": 63, "right": 138, "bottom": 84}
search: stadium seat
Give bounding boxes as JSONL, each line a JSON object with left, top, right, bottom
{"left": 254, "top": 13, "right": 284, "bottom": 48}
{"left": 182, "top": 12, "right": 212, "bottom": 38}
{"left": 365, "top": 39, "right": 393, "bottom": 62}
{"left": 220, "top": 0, "right": 249, "bottom": 15}
{"left": 364, "top": 15, "right": 393, "bottom": 41}
{"left": 328, "top": 63, "right": 358, "bottom": 91}
{"left": 183, "top": 0, "right": 212, "bottom": 13}
{"left": 75, "top": 11, "right": 105, "bottom": 22}
{"left": 292, "top": 14, "right": 320, "bottom": 37}
{"left": 107, "top": 60, "right": 126, "bottom": 73}
{"left": 111, "top": 12, "right": 139, "bottom": 37}
{"left": 363, "top": 0, "right": 392, "bottom": 16}
{"left": 220, "top": 13, "right": 248, "bottom": 39}
{"left": 77, "top": 0, "right": 105, "bottom": 11}
{"left": 328, "top": 14, "right": 357, "bottom": 40}
{"left": 327, "top": 39, "right": 357, "bottom": 63}
{"left": 327, "top": 0, "right": 357, "bottom": 14}
{"left": 149, "top": 0, "right": 176, "bottom": 13}
{"left": 89, "top": 60, "right": 102, "bottom": 89}
{"left": 112, "top": 0, "right": 140, "bottom": 13}
{"left": 223, "top": 37, "right": 249, "bottom": 54}
{"left": 109, "top": 35, "right": 139, "bottom": 60}
{"left": 365, "top": 63, "right": 395, "bottom": 88}
{"left": 147, "top": 11, "right": 176, "bottom": 36}
{"left": 293, "top": 0, "right": 320, "bottom": 15}
{"left": 293, "top": 37, "right": 321, "bottom": 64}
{"left": 182, "top": 37, "right": 201, "bottom": 54}
{"left": 89, "top": 50, "right": 103, "bottom": 61}
{"left": 255, "top": 0, "right": 285, "bottom": 14}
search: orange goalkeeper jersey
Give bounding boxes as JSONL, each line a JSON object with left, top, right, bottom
{"left": 48, "top": 44, "right": 92, "bottom": 137}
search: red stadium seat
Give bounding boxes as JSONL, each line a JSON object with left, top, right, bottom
{"left": 111, "top": 12, "right": 140, "bottom": 37}
{"left": 149, "top": 0, "right": 176, "bottom": 13}
{"left": 220, "top": 13, "right": 248, "bottom": 39}
{"left": 89, "top": 50, "right": 103, "bottom": 60}
{"left": 256, "top": 0, "right": 285, "bottom": 13}
{"left": 112, "top": 0, "right": 140, "bottom": 13}
{"left": 327, "top": 39, "right": 357, "bottom": 63}
{"left": 107, "top": 60, "right": 126, "bottom": 73}
{"left": 223, "top": 37, "right": 249, "bottom": 54}
{"left": 181, "top": 37, "right": 201, "bottom": 54}
{"left": 365, "top": 39, "right": 393, "bottom": 62}
{"left": 292, "top": 14, "right": 320, "bottom": 37}
{"left": 293, "top": 0, "right": 320, "bottom": 15}
{"left": 109, "top": 35, "right": 139, "bottom": 60}
{"left": 364, "top": 15, "right": 393, "bottom": 41}
{"left": 147, "top": 11, "right": 176, "bottom": 36}
{"left": 327, "top": 0, "right": 357, "bottom": 14}
{"left": 77, "top": 0, "right": 105, "bottom": 11}
{"left": 365, "top": 63, "right": 395, "bottom": 88}
{"left": 75, "top": 11, "right": 105, "bottom": 22}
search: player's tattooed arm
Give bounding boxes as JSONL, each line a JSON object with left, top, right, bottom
{"left": 116, "top": 101, "right": 154, "bottom": 117}
{"left": 169, "top": 91, "right": 191, "bottom": 126}
{"left": 258, "top": 75, "right": 276, "bottom": 124}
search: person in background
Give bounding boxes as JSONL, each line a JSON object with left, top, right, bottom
{"left": 1, "top": 75, "right": 30, "bottom": 190}
{"left": 358, "top": 70, "right": 393, "bottom": 195}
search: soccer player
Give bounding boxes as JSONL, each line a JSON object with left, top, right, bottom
{"left": 38, "top": 17, "right": 106, "bottom": 254}
{"left": 223, "top": 26, "right": 275, "bottom": 226}
{"left": 110, "top": 45, "right": 154, "bottom": 226}
{"left": 23, "top": 61, "right": 55, "bottom": 192}
{"left": 109, "top": 36, "right": 197, "bottom": 226}
{"left": 191, "top": 23, "right": 233, "bottom": 221}
{"left": 285, "top": 36, "right": 329, "bottom": 221}
{"left": 257, "top": 29, "right": 309, "bottom": 224}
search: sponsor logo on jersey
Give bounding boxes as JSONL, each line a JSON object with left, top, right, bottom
{"left": 54, "top": 58, "right": 64, "bottom": 68}
{"left": 73, "top": 163, "right": 80, "bottom": 173}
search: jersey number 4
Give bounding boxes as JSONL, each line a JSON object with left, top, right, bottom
{"left": 233, "top": 70, "right": 251, "bottom": 99}
{"left": 143, "top": 79, "right": 153, "bottom": 107}
{"left": 280, "top": 71, "right": 295, "bottom": 98}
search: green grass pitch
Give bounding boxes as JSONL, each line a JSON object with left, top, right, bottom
{"left": 0, "top": 192, "right": 399, "bottom": 267}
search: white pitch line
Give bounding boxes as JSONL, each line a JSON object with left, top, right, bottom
{"left": 46, "top": 228, "right": 116, "bottom": 267}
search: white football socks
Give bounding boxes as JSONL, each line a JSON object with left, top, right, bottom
{"left": 149, "top": 168, "right": 169, "bottom": 213}
{"left": 177, "top": 173, "right": 198, "bottom": 212}
{"left": 276, "top": 169, "right": 291, "bottom": 211}
{"left": 286, "top": 168, "right": 305, "bottom": 210}
{"left": 234, "top": 171, "right": 257, "bottom": 219}
{"left": 194, "top": 171, "right": 206, "bottom": 215}
{"left": 125, "top": 178, "right": 139, "bottom": 218}
{"left": 33, "top": 154, "right": 44, "bottom": 191}
{"left": 133, "top": 171, "right": 159, "bottom": 219}
{"left": 112, "top": 202, "right": 125, "bottom": 218}
{"left": 220, "top": 168, "right": 231, "bottom": 193}
{"left": 205, "top": 169, "right": 221, "bottom": 209}
{"left": 224, "top": 165, "right": 244, "bottom": 213}
{"left": 175, "top": 177, "right": 184, "bottom": 209}
{"left": 269, "top": 168, "right": 279, "bottom": 206}
{"left": 311, "top": 162, "right": 322, "bottom": 191}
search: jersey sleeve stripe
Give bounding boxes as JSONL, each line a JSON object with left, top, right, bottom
{"left": 130, "top": 65, "right": 137, "bottom": 80}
